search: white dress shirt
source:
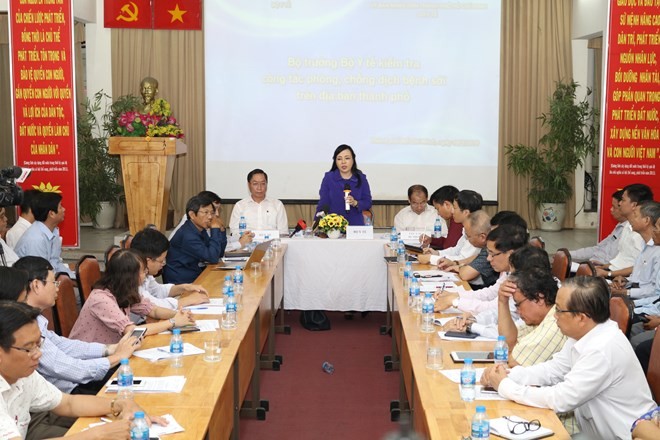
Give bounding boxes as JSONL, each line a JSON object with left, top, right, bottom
{"left": 0, "top": 371, "right": 62, "bottom": 438}
{"left": 570, "top": 221, "right": 624, "bottom": 264}
{"left": 139, "top": 275, "right": 178, "bottom": 309}
{"left": 0, "top": 238, "right": 18, "bottom": 266}
{"left": 229, "top": 197, "right": 288, "bottom": 237}
{"left": 393, "top": 205, "right": 443, "bottom": 234}
{"left": 498, "top": 320, "right": 656, "bottom": 439}
{"left": 429, "top": 231, "right": 479, "bottom": 265}
{"left": 5, "top": 216, "right": 32, "bottom": 248}
{"left": 608, "top": 221, "right": 645, "bottom": 271}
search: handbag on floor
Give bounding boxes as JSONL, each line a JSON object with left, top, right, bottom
{"left": 300, "top": 310, "right": 331, "bottom": 331}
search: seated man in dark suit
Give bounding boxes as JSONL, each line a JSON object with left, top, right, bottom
{"left": 163, "top": 194, "right": 227, "bottom": 284}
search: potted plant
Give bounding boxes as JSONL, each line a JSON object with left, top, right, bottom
{"left": 505, "top": 80, "right": 598, "bottom": 231}
{"left": 77, "top": 91, "right": 128, "bottom": 228}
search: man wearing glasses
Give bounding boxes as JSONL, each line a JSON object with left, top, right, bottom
{"left": 0, "top": 301, "right": 165, "bottom": 439}
{"left": 164, "top": 194, "right": 228, "bottom": 284}
{"left": 131, "top": 227, "right": 210, "bottom": 310}
{"left": 481, "top": 277, "right": 656, "bottom": 439}
{"left": 9, "top": 256, "right": 139, "bottom": 397}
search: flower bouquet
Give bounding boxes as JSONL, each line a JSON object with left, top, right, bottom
{"left": 318, "top": 213, "right": 348, "bottom": 238}
{"left": 115, "top": 98, "right": 184, "bottom": 138}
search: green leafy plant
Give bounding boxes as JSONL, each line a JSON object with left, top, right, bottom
{"left": 77, "top": 91, "right": 124, "bottom": 221}
{"left": 505, "top": 80, "right": 598, "bottom": 205}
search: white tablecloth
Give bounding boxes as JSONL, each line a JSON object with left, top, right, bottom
{"left": 282, "top": 237, "right": 389, "bottom": 311}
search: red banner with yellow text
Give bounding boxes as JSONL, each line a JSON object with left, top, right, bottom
{"left": 104, "top": 0, "right": 153, "bottom": 29}
{"left": 9, "top": 0, "right": 79, "bottom": 247}
{"left": 599, "top": 0, "right": 660, "bottom": 240}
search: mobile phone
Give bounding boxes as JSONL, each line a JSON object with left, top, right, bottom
{"left": 444, "top": 331, "right": 478, "bottom": 339}
{"left": 129, "top": 328, "right": 147, "bottom": 344}
{"left": 111, "top": 379, "right": 143, "bottom": 386}
{"left": 481, "top": 386, "right": 498, "bottom": 394}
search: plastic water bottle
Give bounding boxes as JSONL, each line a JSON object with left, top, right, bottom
{"left": 223, "top": 289, "right": 237, "bottom": 330}
{"left": 233, "top": 266, "right": 244, "bottom": 311}
{"left": 494, "top": 335, "right": 509, "bottom": 366}
{"left": 222, "top": 275, "right": 232, "bottom": 300}
{"left": 117, "top": 358, "right": 133, "bottom": 400}
{"left": 412, "top": 277, "right": 422, "bottom": 314}
{"left": 420, "top": 292, "right": 435, "bottom": 333}
{"left": 397, "top": 240, "right": 406, "bottom": 264}
{"left": 322, "top": 361, "right": 334, "bottom": 374}
{"left": 403, "top": 261, "right": 412, "bottom": 289}
{"left": 130, "top": 411, "right": 149, "bottom": 440}
{"left": 390, "top": 226, "right": 398, "bottom": 250}
{"left": 460, "top": 358, "right": 476, "bottom": 402}
{"left": 471, "top": 406, "right": 490, "bottom": 439}
{"left": 239, "top": 216, "right": 247, "bottom": 237}
{"left": 434, "top": 216, "right": 443, "bottom": 238}
{"left": 170, "top": 328, "right": 183, "bottom": 368}
{"left": 233, "top": 266, "right": 244, "bottom": 285}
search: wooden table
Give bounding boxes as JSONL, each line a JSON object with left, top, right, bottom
{"left": 66, "top": 246, "right": 287, "bottom": 439}
{"left": 386, "top": 263, "right": 571, "bottom": 439}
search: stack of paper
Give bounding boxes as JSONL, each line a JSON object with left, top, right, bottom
{"left": 106, "top": 376, "right": 187, "bottom": 393}
{"left": 413, "top": 270, "right": 460, "bottom": 282}
{"left": 133, "top": 343, "right": 205, "bottom": 361}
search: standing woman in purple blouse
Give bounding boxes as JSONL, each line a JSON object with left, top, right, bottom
{"left": 316, "top": 144, "right": 373, "bottom": 226}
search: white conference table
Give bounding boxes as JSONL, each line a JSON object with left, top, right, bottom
{"left": 282, "top": 236, "right": 389, "bottom": 311}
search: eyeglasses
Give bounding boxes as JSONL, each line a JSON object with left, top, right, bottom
{"left": 11, "top": 335, "right": 45, "bottom": 358}
{"left": 504, "top": 416, "right": 541, "bottom": 435}
{"left": 513, "top": 297, "right": 529, "bottom": 309}
{"left": 555, "top": 305, "right": 589, "bottom": 318}
{"left": 487, "top": 250, "right": 503, "bottom": 258}
{"left": 197, "top": 209, "right": 215, "bottom": 217}
{"left": 42, "top": 279, "right": 61, "bottom": 288}
{"left": 151, "top": 257, "right": 167, "bottom": 266}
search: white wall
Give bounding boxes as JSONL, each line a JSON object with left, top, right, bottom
{"left": 84, "top": 0, "right": 112, "bottom": 101}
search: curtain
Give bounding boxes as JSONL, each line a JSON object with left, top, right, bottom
{"left": 111, "top": 28, "right": 205, "bottom": 226}
{"left": 498, "top": 0, "right": 575, "bottom": 228}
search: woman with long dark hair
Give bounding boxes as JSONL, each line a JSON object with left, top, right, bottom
{"left": 316, "top": 144, "right": 372, "bottom": 226}
{"left": 70, "top": 249, "right": 195, "bottom": 344}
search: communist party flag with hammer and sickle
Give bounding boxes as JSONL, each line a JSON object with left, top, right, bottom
{"left": 104, "top": 0, "right": 202, "bottom": 30}
{"left": 105, "top": 0, "right": 152, "bottom": 29}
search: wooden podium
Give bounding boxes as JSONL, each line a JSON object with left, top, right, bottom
{"left": 108, "top": 137, "right": 187, "bottom": 235}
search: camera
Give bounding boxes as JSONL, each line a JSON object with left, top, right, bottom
{"left": 0, "top": 166, "right": 24, "bottom": 207}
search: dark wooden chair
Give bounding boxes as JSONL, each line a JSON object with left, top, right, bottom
{"left": 362, "top": 210, "right": 374, "bottom": 226}
{"left": 647, "top": 331, "right": 660, "bottom": 401}
{"left": 529, "top": 236, "right": 545, "bottom": 249}
{"left": 609, "top": 294, "right": 634, "bottom": 338}
{"left": 53, "top": 274, "right": 79, "bottom": 337}
{"left": 41, "top": 306, "right": 57, "bottom": 333}
{"left": 551, "top": 248, "right": 571, "bottom": 282}
{"left": 575, "top": 261, "right": 597, "bottom": 277}
{"left": 75, "top": 255, "right": 102, "bottom": 304}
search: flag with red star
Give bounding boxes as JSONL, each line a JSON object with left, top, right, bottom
{"left": 104, "top": 0, "right": 153, "bottom": 29}
{"left": 153, "top": 0, "right": 202, "bottom": 30}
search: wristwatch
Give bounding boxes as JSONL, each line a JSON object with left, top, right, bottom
{"left": 466, "top": 322, "right": 473, "bottom": 333}
{"left": 169, "top": 318, "right": 176, "bottom": 329}
{"left": 452, "top": 298, "right": 459, "bottom": 308}
{"left": 607, "top": 271, "right": 612, "bottom": 278}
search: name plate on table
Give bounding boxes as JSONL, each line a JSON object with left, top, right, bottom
{"left": 399, "top": 230, "right": 424, "bottom": 242}
{"left": 253, "top": 230, "right": 279, "bottom": 241}
{"left": 346, "top": 226, "right": 374, "bottom": 240}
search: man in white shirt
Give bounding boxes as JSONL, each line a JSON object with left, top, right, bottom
{"left": 132, "top": 227, "right": 210, "bottom": 309}
{"left": 393, "top": 184, "right": 438, "bottom": 232}
{"left": 6, "top": 189, "right": 37, "bottom": 249}
{"left": 595, "top": 183, "right": 652, "bottom": 278}
{"left": 419, "top": 189, "right": 482, "bottom": 266}
{"left": 0, "top": 301, "right": 163, "bottom": 439}
{"left": 229, "top": 169, "right": 288, "bottom": 239}
{"left": 0, "top": 208, "right": 19, "bottom": 267}
{"left": 481, "top": 277, "right": 656, "bottom": 439}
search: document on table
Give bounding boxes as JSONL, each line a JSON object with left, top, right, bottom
{"left": 160, "top": 319, "right": 219, "bottom": 334}
{"left": 87, "top": 414, "right": 185, "bottom": 437}
{"left": 420, "top": 282, "right": 468, "bottom": 293}
{"left": 105, "top": 376, "right": 187, "bottom": 393}
{"left": 440, "top": 369, "right": 507, "bottom": 401}
{"left": 133, "top": 343, "right": 205, "bottom": 361}
{"left": 439, "top": 331, "right": 497, "bottom": 342}
{"left": 490, "top": 416, "right": 554, "bottom": 439}
{"left": 413, "top": 270, "right": 460, "bottom": 282}
{"left": 185, "top": 300, "right": 226, "bottom": 315}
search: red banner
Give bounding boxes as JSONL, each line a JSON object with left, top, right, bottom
{"left": 599, "top": 0, "right": 660, "bottom": 240}
{"left": 104, "top": 0, "right": 153, "bottom": 29}
{"left": 153, "top": 0, "right": 202, "bottom": 30}
{"left": 9, "top": 0, "right": 79, "bottom": 247}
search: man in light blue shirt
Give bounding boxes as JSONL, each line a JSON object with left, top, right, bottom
{"left": 14, "top": 191, "right": 74, "bottom": 278}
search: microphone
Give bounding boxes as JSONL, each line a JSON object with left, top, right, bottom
{"left": 344, "top": 183, "right": 351, "bottom": 211}
{"left": 312, "top": 205, "right": 329, "bottom": 231}
{"left": 289, "top": 219, "right": 307, "bottom": 238}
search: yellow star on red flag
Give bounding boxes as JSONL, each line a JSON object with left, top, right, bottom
{"left": 168, "top": 4, "right": 187, "bottom": 23}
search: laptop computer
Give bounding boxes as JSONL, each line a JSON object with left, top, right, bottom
{"left": 215, "top": 240, "right": 272, "bottom": 270}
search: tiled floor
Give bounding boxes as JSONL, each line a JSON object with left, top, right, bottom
{"left": 63, "top": 226, "right": 599, "bottom": 264}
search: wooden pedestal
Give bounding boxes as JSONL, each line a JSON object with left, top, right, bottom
{"left": 108, "top": 137, "right": 187, "bottom": 235}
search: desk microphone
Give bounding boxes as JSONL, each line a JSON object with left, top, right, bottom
{"left": 289, "top": 219, "right": 307, "bottom": 237}
{"left": 343, "top": 183, "right": 351, "bottom": 211}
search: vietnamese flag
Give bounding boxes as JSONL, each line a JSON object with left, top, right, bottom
{"left": 104, "top": 0, "right": 153, "bottom": 29}
{"left": 153, "top": 0, "right": 202, "bottom": 30}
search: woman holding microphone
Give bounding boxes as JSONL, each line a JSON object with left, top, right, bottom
{"left": 316, "top": 144, "right": 373, "bottom": 226}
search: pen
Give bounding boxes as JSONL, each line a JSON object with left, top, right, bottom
{"left": 187, "top": 307, "right": 208, "bottom": 310}
{"left": 101, "top": 417, "right": 113, "bottom": 423}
